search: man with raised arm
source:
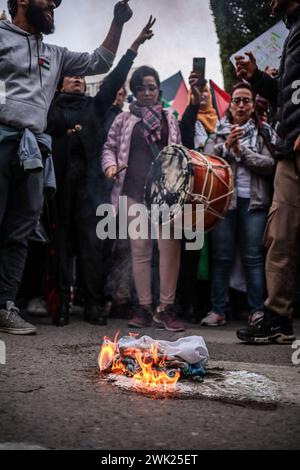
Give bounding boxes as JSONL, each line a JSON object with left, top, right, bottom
{"left": 0, "top": 0, "right": 133, "bottom": 335}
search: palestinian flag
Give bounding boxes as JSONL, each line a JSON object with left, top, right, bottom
{"left": 39, "top": 57, "right": 51, "bottom": 71}
{"left": 160, "top": 71, "right": 188, "bottom": 119}
{"left": 209, "top": 79, "right": 231, "bottom": 119}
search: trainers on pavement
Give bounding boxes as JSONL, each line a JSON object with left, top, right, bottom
{"left": 128, "top": 305, "right": 153, "bottom": 328}
{"left": 153, "top": 305, "right": 185, "bottom": 332}
{"left": 200, "top": 312, "right": 226, "bottom": 327}
{"left": 237, "top": 314, "right": 296, "bottom": 344}
{"left": 0, "top": 302, "right": 37, "bottom": 335}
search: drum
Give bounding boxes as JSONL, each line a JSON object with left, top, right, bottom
{"left": 144, "top": 144, "right": 234, "bottom": 232}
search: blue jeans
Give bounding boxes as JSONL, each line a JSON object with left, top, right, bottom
{"left": 211, "top": 198, "right": 267, "bottom": 316}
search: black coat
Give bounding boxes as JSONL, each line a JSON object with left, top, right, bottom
{"left": 180, "top": 103, "right": 200, "bottom": 149}
{"left": 47, "top": 49, "right": 136, "bottom": 223}
{"left": 250, "top": 7, "right": 300, "bottom": 158}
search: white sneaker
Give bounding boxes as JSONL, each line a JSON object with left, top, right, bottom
{"left": 200, "top": 312, "right": 226, "bottom": 327}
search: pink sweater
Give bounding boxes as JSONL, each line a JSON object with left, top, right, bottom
{"left": 102, "top": 108, "right": 182, "bottom": 211}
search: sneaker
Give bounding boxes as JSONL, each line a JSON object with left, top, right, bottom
{"left": 27, "top": 297, "right": 48, "bottom": 316}
{"left": 0, "top": 302, "right": 37, "bottom": 335}
{"left": 153, "top": 305, "right": 185, "bottom": 332}
{"left": 200, "top": 312, "right": 226, "bottom": 327}
{"left": 128, "top": 306, "right": 153, "bottom": 328}
{"left": 237, "top": 314, "right": 296, "bottom": 344}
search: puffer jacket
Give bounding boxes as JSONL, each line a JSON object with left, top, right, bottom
{"left": 102, "top": 108, "right": 182, "bottom": 211}
{"left": 204, "top": 126, "right": 276, "bottom": 211}
{"left": 250, "top": 6, "right": 300, "bottom": 159}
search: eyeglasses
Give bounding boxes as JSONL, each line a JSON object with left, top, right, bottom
{"left": 231, "top": 97, "right": 254, "bottom": 105}
{"left": 136, "top": 85, "right": 158, "bottom": 93}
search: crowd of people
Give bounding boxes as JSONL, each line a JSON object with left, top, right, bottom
{"left": 0, "top": 0, "right": 299, "bottom": 346}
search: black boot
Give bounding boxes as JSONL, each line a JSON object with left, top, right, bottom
{"left": 54, "top": 289, "right": 70, "bottom": 327}
{"left": 54, "top": 302, "right": 69, "bottom": 327}
{"left": 84, "top": 304, "right": 107, "bottom": 326}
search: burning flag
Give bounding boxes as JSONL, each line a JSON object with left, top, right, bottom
{"left": 99, "top": 335, "right": 209, "bottom": 390}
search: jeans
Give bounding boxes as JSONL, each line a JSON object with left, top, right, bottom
{"left": 0, "top": 141, "right": 44, "bottom": 305}
{"left": 211, "top": 198, "right": 267, "bottom": 316}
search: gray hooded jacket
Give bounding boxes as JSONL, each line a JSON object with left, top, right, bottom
{"left": 0, "top": 20, "right": 114, "bottom": 133}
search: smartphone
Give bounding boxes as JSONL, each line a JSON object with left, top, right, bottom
{"left": 193, "top": 57, "right": 206, "bottom": 83}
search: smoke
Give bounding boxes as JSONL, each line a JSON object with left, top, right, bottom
{"left": 0, "top": 0, "right": 223, "bottom": 85}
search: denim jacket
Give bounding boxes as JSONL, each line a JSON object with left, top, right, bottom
{"left": 0, "top": 124, "right": 56, "bottom": 195}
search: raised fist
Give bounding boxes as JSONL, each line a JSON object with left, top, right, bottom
{"left": 114, "top": 0, "right": 133, "bottom": 25}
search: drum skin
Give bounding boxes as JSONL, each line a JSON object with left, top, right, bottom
{"left": 189, "top": 150, "right": 234, "bottom": 232}
{"left": 145, "top": 145, "right": 234, "bottom": 233}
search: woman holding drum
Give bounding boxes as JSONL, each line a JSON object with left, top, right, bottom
{"left": 201, "top": 82, "right": 277, "bottom": 327}
{"left": 102, "top": 65, "right": 185, "bottom": 332}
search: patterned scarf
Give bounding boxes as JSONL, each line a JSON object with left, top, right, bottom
{"left": 130, "top": 101, "right": 163, "bottom": 145}
{"left": 217, "top": 116, "right": 277, "bottom": 151}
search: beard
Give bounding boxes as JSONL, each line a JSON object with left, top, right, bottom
{"left": 25, "top": 0, "right": 55, "bottom": 35}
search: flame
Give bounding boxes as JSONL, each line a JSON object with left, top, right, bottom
{"left": 99, "top": 336, "right": 181, "bottom": 390}
{"left": 98, "top": 333, "right": 120, "bottom": 372}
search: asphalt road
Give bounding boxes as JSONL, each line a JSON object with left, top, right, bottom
{"left": 0, "top": 311, "right": 299, "bottom": 450}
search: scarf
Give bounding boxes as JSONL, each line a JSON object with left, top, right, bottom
{"left": 217, "top": 116, "right": 277, "bottom": 152}
{"left": 130, "top": 101, "right": 163, "bottom": 145}
{"left": 189, "top": 85, "right": 218, "bottom": 134}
